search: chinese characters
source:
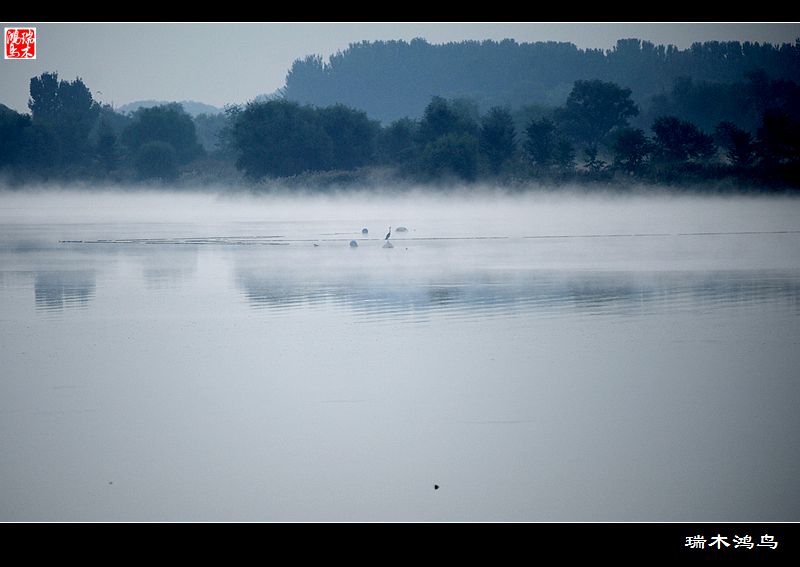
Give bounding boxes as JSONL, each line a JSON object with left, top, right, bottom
{"left": 5, "top": 27, "right": 36, "bottom": 60}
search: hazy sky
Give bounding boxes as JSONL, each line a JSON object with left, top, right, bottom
{"left": 1, "top": 22, "right": 798, "bottom": 113}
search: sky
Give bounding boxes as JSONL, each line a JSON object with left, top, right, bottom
{"left": 1, "top": 22, "right": 799, "bottom": 113}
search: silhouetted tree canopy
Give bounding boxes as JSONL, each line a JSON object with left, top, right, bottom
{"left": 651, "top": 116, "right": 715, "bottom": 163}
{"left": 715, "top": 121, "right": 755, "bottom": 167}
{"left": 282, "top": 38, "right": 800, "bottom": 123}
{"left": 556, "top": 79, "right": 639, "bottom": 150}
{"left": 122, "top": 103, "right": 203, "bottom": 164}
{"left": 377, "top": 118, "right": 417, "bottom": 165}
{"left": 134, "top": 141, "right": 179, "bottom": 181}
{"left": 0, "top": 105, "right": 31, "bottom": 168}
{"left": 612, "top": 127, "right": 651, "bottom": 173}
{"left": 28, "top": 72, "right": 99, "bottom": 167}
{"left": 479, "top": 107, "right": 516, "bottom": 174}
{"left": 4, "top": 63, "right": 800, "bottom": 189}
{"left": 317, "top": 104, "right": 380, "bottom": 170}
{"left": 757, "top": 109, "right": 800, "bottom": 166}
{"left": 419, "top": 132, "right": 479, "bottom": 180}
{"left": 524, "top": 118, "right": 558, "bottom": 167}
{"left": 417, "top": 96, "right": 478, "bottom": 145}
{"left": 94, "top": 119, "right": 119, "bottom": 173}
{"left": 231, "top": 100, "right": 334, "bottom": 179}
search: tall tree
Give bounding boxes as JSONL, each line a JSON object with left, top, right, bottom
{"left": 377, "top": 118, "right": 417, "bottom": 165}
{"left": 0, "top": 104, "right": 31, "bottom": 168}
{"left": 612, "top": 127, "right": 651, "bottom": 173}
{"left": 524, "top": 118, "right": 557, "bottom": 167}
{"left": 317, "top": 104, "right": 380, "bottom": 170}
{"left": 651, "top": 116, "right": 715, "bottom": 162}
{"left": 556, "top": 79, "right": 639, "bottom": 150}
{"left": 714, "top": 121, "right": 755, "bottom": 167}
{"left": 417, "top": 96, "right": 478, "bottom": 146}
{"left": 479, "top": 107, "right": 516, "bottom": 174}
{"left": 230, "top": 100, "right": 333, "bottom": 179}
{"left": 419, "top": 132, "right": 478, "bottom": 181}
{"left": 28, "top": 72, "right": 99, "bottom": 167}
{"left": 95, "top": 119, "right": 119, "bottom": 173}
{"left": 122, "top": 103, "right": 203, "bottom": 165}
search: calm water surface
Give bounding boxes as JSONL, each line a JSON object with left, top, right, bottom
{"left": 1, "top": 190, "right": 799, "bottom": 520}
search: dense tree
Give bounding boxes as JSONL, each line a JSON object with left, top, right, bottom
{"left": 122, "top": 103, "right": 203, "bottom": 164}
{"left": 193, "top": 112, "right": 229, "bottom": 153}
{"left": 612, "top": 128, "right": 651, "bottom": 173}
{"left": 419, "top": 132, "right": 478, "bottom": 180}
{"left": 417, "top": 96, "right": 478, "bottom": 146}
{"left": 556, "top": 79, "right": 639, "bottom": 150}
{"left": 479, "top": 107, "right": 516, "bottom": 174}
{"left": 714, "top": 121, "right": 755, "bottom": 167}
{"left": 651, "top": 116, "right": 716, "bottom": 163}
{"left": 583, "top": 146, "right": 608, "bottom": 175}
{"left": 282, "top": 38, "right": 800, "bottom": 124}
{"left": 757, "top": 110, "right": 800, "bottom": 166}
{"left": 553, "top": 140, "right": 576, "bottom": 172}
{"left": 377, "top": 118, "right": 417, "bottom": 165}
{"left": 231, "top": 100, "right": 333, "bottom": 179}
{"left": 28, "top": 72, "right": 99, "bottom": 167}
{"left": 134, "top": 141, "right": 178, "bottom": 181}
{"left": 317, "top": 104, "right": 380, "bottom": 170}
{"left": 0, "top": 105, "right": 31, "bottom": 168}
{"left": 641, "top": 73, "right": 800, "bottom": 133}
{"left": 524, "top": 118, "right": 557, "bottom": 167}
{"left": 94, "top": 119, "right": 119, "bottom": 173}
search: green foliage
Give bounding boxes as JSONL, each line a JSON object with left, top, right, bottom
{"left": 583, "top": 146, "right": 608, "bottom": 174}
{"left": 757, "top": 110, "right": 800, "bottom": 166}
{"left": 317, "top": 104, "right": 380, "bottom": 170}
{"left": 714, "top": 121, "right": 755, "bottom": 167}
{"left": 420, "top": 133, "right": 479, "bottom": 180}
{"left": 377, "top": 118, "right": 417, "bottom": 165}
{"left": 193, "top": 112, "right": 230, "bottom": 153}
{"left": 95, "top": 119, "right": 119, "bottom": 173}
{"left": 231, "top": 100, "right": 333, "bottom": 179}
{"left": 556, "top": 79, "right": 639, "bottom": 148}
{"left": 612, "top": 128, "right": 652, "bottom": 173}
{"left": 134, "top": 141, "right": 178, "bottom": 181}
{"left": 27, "top": 72, "right": 99, "bottom": 167}
{"left": 418, "top": 96, "right": 478, "bottom": 146}
{"left": 479, "top": 107, "right": 516, "bottom": 174}
{"left": 122, "top": 103, "right": 203, "bottom": 164}
{"left": 524, "top": 118, "right": 557, "bottom": 167}
{"left": 651, "top": 116, "right": 716, "bottom": 162}
{"left": 282, "top": 38, "right": 800, "bottom": 124}
{"left": 553, "top": 140, "right": 576, "bottom": 171}
{"left": 0, "top": 105, "right": 31, "bottom": 168}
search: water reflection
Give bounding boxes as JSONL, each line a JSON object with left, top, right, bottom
{"left": 34, "top": 270, "right": 96, "bottom": 312}
{"left": 236, "top": 269, "right": 800, "bottom": 321}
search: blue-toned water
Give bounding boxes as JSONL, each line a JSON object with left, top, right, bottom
{"left": 1, "top": 190, "right": 799, "bottom": 520}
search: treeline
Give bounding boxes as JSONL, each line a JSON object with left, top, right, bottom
{"left": 283, "top": 38, "right": 800, "bottom": 123}
{"left": 1, "top": 71, "right": 800, "bottom": 189}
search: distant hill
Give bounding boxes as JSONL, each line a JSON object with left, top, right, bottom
{"left": 118, "top": 99, "right": 223, "bottom": 117}
{"left": 282, "top": 38, "right": 800, "bottom": 123}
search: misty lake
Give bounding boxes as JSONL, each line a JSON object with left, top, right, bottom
{"left": 1, "top": 189, "right": 799, "bottom": 521}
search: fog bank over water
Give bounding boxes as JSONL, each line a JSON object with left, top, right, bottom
{"left": 1, "top": 188, "right": 799, "bottom": 520}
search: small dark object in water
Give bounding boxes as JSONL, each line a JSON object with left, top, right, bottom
{"left": 361, "top": 228, "right": 368, "bottom": 234}
{"left": 349, "top": 240, "right": 358, "bottom": 248}
{"left": 313, "top": 243, "right": 319, "bottom": 247}
{"left": 396, "top": 226, "right": 408, "bottom": 232}
{"left": 434, "top": 484, "right": 439, "bottom": 490}
{"left": 108, "top": 481, "right": 113, "bottom": 485}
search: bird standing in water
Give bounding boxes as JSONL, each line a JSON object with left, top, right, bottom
{"left": 385, "top": 226, "right": 392, "bottom": 240}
